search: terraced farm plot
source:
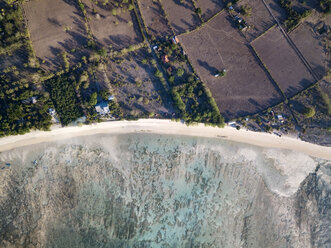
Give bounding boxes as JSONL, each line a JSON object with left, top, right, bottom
{"left": 290, "top": 22, "right": 329, "bottom": 79}
{"left": 161, "top": 0, "right": 200, "bottom": 35}
{"left": 138, "top": 0, "right": 173, "bottom": 39}
{"left": 195, "top": 0, "right": 224, "bottom": 21}
{"left": 252, "top": 26, "right": 316, "bottom": 98}
{"left": 23, "top": 0, "right": 89, "bottom": 70}
{"left": 82, "top": 0, "right": 143, "bottom": 50}
{"left": 236, "top": 0, "right": 275, "bottom": 42}
{"left": 179, "top": 12, "right": 282, "bottom": 120}
{"left": 106, "top": 48, "right": 174, "bottom": 117}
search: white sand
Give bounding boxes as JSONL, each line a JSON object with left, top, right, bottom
{"left": 0, "top": 119, "right": 330, "bottom": 160}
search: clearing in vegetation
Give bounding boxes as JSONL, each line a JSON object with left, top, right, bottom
{"left": 179, "top": 12, "right": 282, "bottom": 120}
{"left": 81, "top": 0, "right": 143, "bottom": 50}
{"left": 252, "top": 26, "right": 316, "bottom": 98}
{"left": 105, "top": 47, "right": 174, "bottom": 118}
{"left": 138, "top": 0, "right": 173, "bottom": 40}
{"left": 160, "top": 0, "right": 201, "bottom": 35}
{"left": 23, "top": 0, "right": 89, "bottom": 71}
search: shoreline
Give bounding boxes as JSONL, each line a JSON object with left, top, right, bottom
{"left": 0, "top": 119, "right": 330, "bottom": 160}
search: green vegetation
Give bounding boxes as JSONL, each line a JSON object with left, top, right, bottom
{"left": 240, "top": 4, "right": 252, "bottom": 16}
{"left": 45, "top": 75, "right": 83, "bottom": 126}
{"left": 153, "top": 39, "right": 224, "bottom": 127}
{"left": 279, "top": 0, "right": 312, "bottom": 31}
{"left": 0, "top": 75, "right": 52, "bottom": 137}
{"left": 216, "top": 69, "right": 226, "bottom": 78}
{"left": 319, "top": 90, "right": 331, "bottom": 115}
{"left": 176, "top": 68, "right": 184, "bottom": 77}
{"left": 301, "top": 106, "right": 316, "bottom": 118}
{"left": 319, "top": 0, "right": 331, "bottom": 13}
{"left": 0, "top": 3, "right": 25, "bottom": 51}
{"left": 195, "top": 8, "right": 202, "bottom": 15}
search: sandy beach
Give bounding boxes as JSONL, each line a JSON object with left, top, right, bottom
{"left": 0, "top": 119, "right": 330, "bottom": 159}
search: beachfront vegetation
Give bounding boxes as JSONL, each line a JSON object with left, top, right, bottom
{"left": 45, "top": 75, "right": 83, "bottom": 126}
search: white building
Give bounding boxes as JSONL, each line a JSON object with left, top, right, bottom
{"left": 95, "top": 102, "right": 110, "bottom": 115}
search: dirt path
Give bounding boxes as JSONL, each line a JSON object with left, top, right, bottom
{"left": 260, "top": 0, "right": 319, "bottom": 82}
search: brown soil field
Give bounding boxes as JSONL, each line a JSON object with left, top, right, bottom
{"left": 236, "top": 0, "right": 276, "bottom": 42}
{"left": 290, "top": 22, "right": 330, "bottom": 79}
{"left": 179, "top": 12, "right": 282, "bottom": 120}
{"left": 160, "top": 0, "right": 201, "bottom": 35}
{"left": 82, "top": 0, "right": 143, "bottom": 50}
{"left": 105, "top": 48, "right": 174, "bottom": 117}
{"left": 252, "top": 26, "right": 316, "bottom": 98}
{"left": 264, "top": 0, "right": 287, "bottom": 22}
{"left": 195, "top": 0, "right": 224, "bottom": 21}
{"left": 138, "top": 0, "right": 173, "bottom": 39}
{"left": 23, "top": 0, "right": 89, "bottom": 71}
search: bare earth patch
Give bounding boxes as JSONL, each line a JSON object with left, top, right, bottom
{"left": 252, "top": 26, "right": 316, "bottom": 97}
{"left": 290, "top": 22, "right": 330, "bottom": 79}
{"left": 82, "top": 0, "right": 143, "bottom": 50}
{"left": 195, "top": 0, "right": 224, "bottom": 21}
{"left": 161, "top": 0, "right": 201, "bottom": 35}
{"left": 138, "top": 0, "right": 173, "bottom": 39}
{"left": 264, "top": 0, "right": 287, "bottom": 22}
{"left": 179, "top": 12, "right": 282, "bottom": 120}
{"left": 23, "top": 0, "right": 89, "bottom": 71}
{"left": 105, "top": 48, "right": 174, "bottom": 117}
{"left": 237, "top": 0, "right": 276, "bottom": 42}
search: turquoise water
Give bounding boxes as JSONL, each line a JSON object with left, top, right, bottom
{"left": 0, "top": 134, "right": 326, "bottom": 247}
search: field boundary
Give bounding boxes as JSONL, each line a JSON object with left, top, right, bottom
{"left": 178, "top": 9, "right": 225, "bottom": 37}
{"left": 249, "top": 45, "right": 301, "bottom": 126}
{"left": 190, "top": 0, "right": 204, "bottom": 23}
{"left": 157, "top": 0, "right": 176, "bottom": 36}
{"left": 249, "top": 24, "right": 277, "bottom": 44}
{"left": 132, "top": 0, "right": 147, "bottom": 42}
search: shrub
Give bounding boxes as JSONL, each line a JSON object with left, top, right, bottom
{"left": 176, "top": 68, "right": 184, "bottom": 77}
{"left": 302, "top": 106, "right": 315, "bottom": 118}
{"left": 195, "top": 8, "right": 202, "bottom": 15}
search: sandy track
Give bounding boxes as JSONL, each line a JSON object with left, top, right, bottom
{"left": 0, "top": 119, "right": 330, "bottom": 159}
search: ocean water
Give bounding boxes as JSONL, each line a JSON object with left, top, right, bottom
{"left": 0, "top": 134, "right": 329, "bottom": 248}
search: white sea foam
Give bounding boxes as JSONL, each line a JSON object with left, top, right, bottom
{"left": 0, "top": 133, "right": 326, "bottom": 247}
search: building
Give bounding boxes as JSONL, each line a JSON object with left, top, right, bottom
{"left": 172, "top": 36, "right": 179, "bottom": 44}
{"left": 162, "top": 55, "right": 169, "bottom": 63}
{"left": 48, "top": 108, "right": 56, "bottom": 116}
{"left": 22, "top": 96, "right": 37, "bottom": 104}
{"left": 95, "top": 101, "right": 110, "bottom": 115}
{"left": 31, "top": 96, "right": 37, "bottom": 104}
